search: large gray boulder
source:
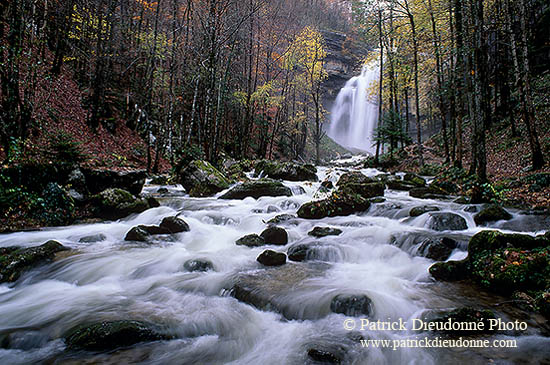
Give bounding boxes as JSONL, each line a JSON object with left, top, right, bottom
{"left": 178, "top": 160, "right": 230, "bottom": 197}
{"left": 91, "top": 188, "right": 149, "bottom": 220}
{"left": 254, "top": 160, "right": 318, "bottom": 182}
{"left": 426, "top": 212, "right": 468, "bottom": 231}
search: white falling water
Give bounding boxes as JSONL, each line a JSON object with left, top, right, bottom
{"left": 327, "top": 62, "right": 380, "bottom": 154}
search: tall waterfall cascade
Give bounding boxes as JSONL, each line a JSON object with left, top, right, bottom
{"left": 327, "top": 61, "right": 380, "bottom": 154}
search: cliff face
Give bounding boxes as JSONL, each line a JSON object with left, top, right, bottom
{"left": 321, "top": 30, "right": 370, "bottom": 116}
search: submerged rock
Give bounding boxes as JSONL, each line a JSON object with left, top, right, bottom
{"left": 91, "top": 188, "right": 149, "bottom": 220}
{"left": 236, "top": 234, "right": 266, "bottom": 247}
{"left": 64, "top": 320, "right": 169, "bottom": 351}
{"left": 219, "top": 179, "right": 292, "bottom": 200}
{"left": 184, "top": 259, "right": 214, "bottom": 272}
{"left": 257, "top": 250, "right": 287, "bottom": 266}
{"left": 474, "top": 205, "right": 513, "bottom": 225}
{"left": 78, "top": 234, "right": 107, "bottom": 243}
{"left": 426, "top": 212, "right": 467, "bottom": 231}
{"left": 307, "top": 348, "right": 342, "bottom": 364}
{"left": 287, "top": 244, "right": 312, "bottom": 262}
{"left": 254, "top": 160, "right": 318, "bottom": 182}
{"left": 409, "top": 205, "right": 440, "bottom": 217}
{"left": 178, "top": 160, "right": 230, "bottom": 197}
{"left": 267, "top": 214, "right": 297, "bottom": 224}
{"left": 260, "top": 226, "right": 289, "bottom": 245}
{"left": 0, "top": 240, "right": 69, "bottom": 283}
{"left": 297, "top": 193, "right": 370, "bottom": 219}
{"left": 330, "top": 294, "right": 373, "bottom": 317}
{"left": 308, "top": 227, "right": 343, "bottom": 238}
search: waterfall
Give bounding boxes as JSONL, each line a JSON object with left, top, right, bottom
{"left": 327, "top": 62, "right": 380, "bottom": 154}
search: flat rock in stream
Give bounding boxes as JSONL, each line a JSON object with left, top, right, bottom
{"left": 227, "top": 263, "right": 331, "bottom": 320}
{"left": 64, "top": 320, "right": 170, "bottom": 351}
{"left": 254, "top": 160, "right": 318, "bottom": 182}
{"left": 0, "top": 241, "right": 69, "bottom": 283}
{"left": 297, "top": 193, "right": 370, "bottom": 219}
{"left": 308, "top": 227, "right": 343, "bottom": 238}
{"left": 219, "top": 179, "right": 292, "bottom": 200}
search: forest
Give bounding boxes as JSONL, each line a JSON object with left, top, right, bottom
{"left": 1, "top": 0, "right": 550, "bottom": 364}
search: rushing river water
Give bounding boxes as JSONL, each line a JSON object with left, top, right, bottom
{"left": 0, "top": 159, "right": 549, "bottom": 364}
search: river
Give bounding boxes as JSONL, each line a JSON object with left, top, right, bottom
{"left": 0, "top": 158, "right": 549, "bottom": 364}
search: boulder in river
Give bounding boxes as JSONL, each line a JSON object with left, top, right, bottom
{"left": 159, "top": 216, "right": 190, "bottom": 233}
{"left": 183, "top": 259, "right": 214, "bottom": 272}
{"left": 403, "top": 173, "right": 426, "bottom": 187}
{"left": 307, "top": 347, "right": 343, "bottom": 364}
{"left": 308, "top": 227, "right": 343, "bottom": 238}
{"left": 178, "top": 160, "right": 230, "bottom": 197}
{"left": 297, "top": 192, "right": 371, "bottom": 219}
{"left": 266, "top": 214, "right": 297, "bottom": 224}
{"left": 0, "top": 240, "right": 69, "bottom": 283}
{"left": 82, "top": 169, "right": 147, "bottom": 196}
{"left": 417, "top": 237, "right": 458, "bottom": 261}
{"left": 409, "top": 185, "right": 449, "bottom": 200}
{"left": 429, "top": 259, "right": 469, "bottom": 281}
{"left": 409, "top": 205, "right": 440, "bottom": 217}
{"left": 330, "top": 294, "right": 373, "bottom": 317}
{"left": 339, "top": 182, "right": 385, "bottom": 199}
{"left": 473, "top": 205, "right": 513, "bottom": 225}
{"left": 79, "top": 234, "right": 107, "bottom": 243}
{"left": 64, "top": 320, "right": 169, "bottom": 351}
{"left": 336, "top": 171, "right": 374, "bottom": 186}
{"left": 257, "top": 250, "right": 287, "bottom": 266}
{"left": 91, "top": 188, "right": 149, "bottom": 220}
{"left": 386, "top": 180, "right": 417, "bottom": 191}
{"left": 236, "top": 234, "right": 266, "bottom": 247}
{"left": 287, "top": 244, "right": 312, "bottom": 262}
{"left": 219, "top": 179, "right": 292, "bottom": 200}
{"left": 260, "top": 226, "right": 288, "bottom": 245}
{"left": 426, "top": 212, "right": 467, "bottom": 231}
{"left": 254, "top": 160, "right": 318, "bottom": 182}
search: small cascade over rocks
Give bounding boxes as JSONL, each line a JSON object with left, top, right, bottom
{"left": 327, "top": 62, "right": 380, "bottom": 153}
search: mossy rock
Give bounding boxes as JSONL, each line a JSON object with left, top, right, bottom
{"left": 409, "top": 185, "right": 450, "bottom": 199}
{"left": 339, "top": 182, "right": 385, "bottom": 199}
{"left": 403, "top": 173, "right": 426, "bottom": 187}
{"left": 64, "top": 320, "right": 169, "bottom": 351}
{"left": 219, "top": 179, "right": 292, "bottom": 200}
{"left": 254, "top": 160, "right": 318, "bottom": 182}
{"left": 429, "top": 259, "right": 469, "bottom": 281}
{"left": 0, "top": 240, "right": 69, "bottom": 283}
{"left": 178, "top": 160, "right": 230, "bottom": 197}
{"left": 297, "top": 192, "right": 371, "bottom": 219}
{"left": 336, "top": 172, "right": 375, "bottom": 186}
{"left": 386, "top": 180, "right": 417, "bottom": 191}
{"left": 409, "top": 205, "right": 440, "bottom": 217}
{"left": 91, "top": 188, "right": 149, "bottom": 220}
{"left": 474, "top": 205, "right": 513, "bottom": 225}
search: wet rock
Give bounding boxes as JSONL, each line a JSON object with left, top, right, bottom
{"left": 429, "top": 259, "right": 469, "bottom": 281}
{"left": 287, "top": 244, "right": 311, "bottom": 262}
{"left": 219, "top": 179, "right": 292, "bottom": 200}
{"left": 339, "top": 182, "right": 385, "bottom": 199}
{"left": 82, "top": 169, "right": 147, "bottom": 196}
{"left": 260, "top": 227, "right": 288, "bottom": 245}
{"left": 267, "top": 214, "right": 297, "bottom": 224}
{"left": 257, "top": 250, "right": 286, "bottom": 266}
{"left": 429, "top": 307, "right": 496, "bottom": 335}
{"left": 64, "top": 320, "right": 169, "bottom": 351}
{"left": 307, "top": 348, "right": 342, "bottom": 364}
{"left": 454, "top": 196, "right": 471, "bottom": 204}
{"left": 409, "top": 205, "right": 440, "bottom": 217}
{"left": 403, "top": 173, "right": 426, "bottom": 187}
{"left": 227, "top": 263, "right": 329, "bottom": 319}
{"left": 308, "top": 227, "right": 343, "bottom": 238}
{"left": 79, "top": 234, "right": 107, "bottom": 243}
{"left": 267, "top": 205, "right": 280, "bottom": 213}
{"left": 474, "top": 205, "right": 513, "bottom": 225}
{"left": 336, "top": 171, "right": 374, "bottom": 186}
{"left": 386, "top": 180, "right": 417, "bottom": 191}
{"left": 236, "top": 234, "right": 266, "bottom": 247}
{"left": 409, "top": 186, "right": 449, "bottom": 199}
{"left": 254, "top": 160, "right": 318, "bottom": 182}
{"left": 321, "top": 180, "right": 334, "bottom": 190}
{"left": 297, "top": 193, "right": 370, "bottom": 219}
{"left": 149, "top": 175, "right": 169, "bottom": 185}
{"left": 124, "top": 226, "right": 153, "bottom": 242}
{"left": 426, "top": 212, "right": 467, "bottom": 231}
{"left": 0, "top": 241, "right": 69, "bottom": 283}
{"left": 159, "top": 216, "right": 190, "bottom": 233}
{"left": 369, "top": 197, "right": 386, "bottom": 204}
{"left": 178, "top": 160, "right": 230, "bottom": 197}
{"left": 147, "top": 197, "right": 160, "bottom": 208}
{"left": 464, "top": 205, "right": 478, "bottom": 213}
{"left": 91, "top": 188, "right": 149, "bottom": 220}
{"left": 157, "top": 187, "right": 169, "bottom": 194}
{"left": 184, "top": 259, "right": 214, "bottom": 272}
{"left": 330, "top": 294, "right": 373, "bottom": 317}
{"left": 417, "top": 237, "right": 458, "bottom": 261}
